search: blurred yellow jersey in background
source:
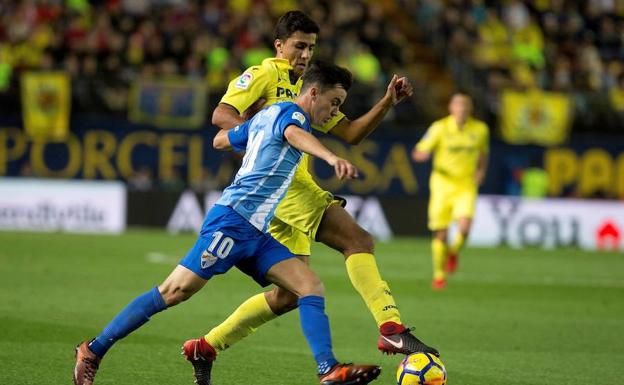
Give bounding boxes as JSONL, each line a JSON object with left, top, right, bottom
{"left": 417, "top": 115, "right": 489, "bottom": 183}
{"left": 416, "top": 115, "right": 489, "bottom": 230}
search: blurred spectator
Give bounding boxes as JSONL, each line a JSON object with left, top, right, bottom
{"left": 0, "top": 0, "right": 622, "bottom": 133}
{"left": 127, "top": 166, "right": 154, "bottom": 191}
{"left": 473, "top": 9, "right": 510, "bottom": 69}
{"left": 610, "top": 73, "right": 624, "bottom": 118}
{"left": 404, "top": 0, "right": 624, "bottom": 133}
{"left": 521, "top": 166, "right": 549, "bottom": 198}
{"left": 0, "top": 0, "right": 413, "bottom": 120}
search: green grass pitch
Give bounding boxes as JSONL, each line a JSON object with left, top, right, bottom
{"left": 1, "top": 230, "right": 622, "bottom": 385}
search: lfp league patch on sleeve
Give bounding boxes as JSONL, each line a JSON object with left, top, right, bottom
{"left": 235, "top": 73, "right": 254, "bottom": 90}
{"left": 292, "top": 111, "right": 306, "bottom": 125}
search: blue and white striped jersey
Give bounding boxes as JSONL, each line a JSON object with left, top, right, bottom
{"left": 216, "top": 102, "right": 311, "bottom": 232}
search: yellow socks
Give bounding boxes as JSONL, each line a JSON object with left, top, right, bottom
{"left": 432, "top": 238, "right": 447, "bottom": 281}
{"left": 345, "top": 252, "right": 401, "bottom": 327}
{"left": 204, "top": 293, "right": 277, "bottom": 352}
{"left": 205, "top": 253, "right": 406, "bottom": 351}
{"left": 449, "top": 232, "right": 466, "bottom": 256}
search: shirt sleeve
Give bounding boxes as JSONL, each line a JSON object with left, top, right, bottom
{"left": 273, "top": 105, "right": 310, "bottom": 140}
{"left": 227, "top": 120, "right": 251, "bottom": 152}
{"left": 220, "top": 65, "right": 271, "bottom": 114}
{"left": 416, "top": 121, "right": 442, "bottom": 152}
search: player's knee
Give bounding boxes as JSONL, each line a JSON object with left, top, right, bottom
{"left": 298, "top": 276, "right": 325, "bottom": 297}
{"left": 459, "top": 226, "right": 471, "bottom": 237}
{"left": 433, "top": 230, "right": 447, "bottom": 242}
{"left": 266, "top": 288, "right": 299, "bottom": 315}
{"left": 158, "top": 284, "right": 194, "bottom": 306}
{"left": 344, "top": 229, "right": 375, "bottom": 255}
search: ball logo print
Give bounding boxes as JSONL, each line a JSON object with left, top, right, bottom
{"left": 396, "top": 352, "right": 446, "bottom": 385}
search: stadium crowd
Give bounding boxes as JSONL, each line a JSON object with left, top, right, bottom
{"left": 0, "top": 0, "right": 410, "bottom": 120}
{"left": 0, "top": 0, "right": 623, "bottom": 131}
{"left": 405, "top": 0, "right": 624, "bottom": 131}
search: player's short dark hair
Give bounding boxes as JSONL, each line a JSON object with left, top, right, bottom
{"left": 450, "top": 90, "right": 472, "bottom": 100}
{"left": 273, "top": 10, "right": 320, "bottom": 41}
{"left": 301, "top": 60, "right": 352, "bottom": 93}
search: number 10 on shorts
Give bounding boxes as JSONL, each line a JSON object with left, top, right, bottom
{"left": 201, "top": 231, "right": 235, "bottom": 269}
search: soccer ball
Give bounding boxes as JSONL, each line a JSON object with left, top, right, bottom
{"left": 396, "top": 352, "right": 447, "bottom": 385}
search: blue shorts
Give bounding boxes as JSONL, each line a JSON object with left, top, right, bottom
{"left": 179, "top": 204, "right": 294, "bottom": 286}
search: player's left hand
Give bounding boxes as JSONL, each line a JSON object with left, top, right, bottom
{"left": 332, "top": 158, "right": 359, "bottom": 180}
{"left": 385, "top": 74, "right": 414, "bottom": 106}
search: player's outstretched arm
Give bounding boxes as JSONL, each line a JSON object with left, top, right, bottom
{"left": 284, "top": 125, "right": 358, "bottom": 180}
{"left": 412, "top": 148, "right": 431, "bottom": 162}
{"left": 475, "top": 153, "right": 488, "bottom": 185}
{"left": 330, "top": 74, "right": 414, "bottom": 145}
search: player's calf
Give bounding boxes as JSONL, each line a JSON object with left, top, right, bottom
{"left": 73, "top": 341, "right": 101, "bottom": 385}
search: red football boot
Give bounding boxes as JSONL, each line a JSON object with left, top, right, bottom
{"left": 378, "top": 322, "right": 440, "bottom": 356}
{"left": 445, "top": 253, "right": 458, "bottom": 274}
{"left": 182, "top": 338, "right": 217, "bottom": 385}
{"left": 432, "top": 278, "right": 447, "bottom": 290}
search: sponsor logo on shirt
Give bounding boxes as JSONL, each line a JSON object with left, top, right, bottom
{"left": 235, "top": 73, "right": 253, "bottom": 90}
{"left": 276, "top": 87, "right": 297, "bottom": 99}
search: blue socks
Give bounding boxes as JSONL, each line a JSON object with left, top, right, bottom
{"left": 88, "top": 289, "right": 338, "bottom": 376}
{"left": 89, "top": 287, "right": 167, "bottom": 358}
{"left": 298, "top": 295, "right": 338, "bottom": 375}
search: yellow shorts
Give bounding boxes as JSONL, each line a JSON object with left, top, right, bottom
{"left": 428, "top": 173, "right": 477, "bottom": 231}
{"left": 269, "top": 216, "right": 314, "bottom": 256}
{"left": 269, "top": 185, "right": 343, "bottom": 256}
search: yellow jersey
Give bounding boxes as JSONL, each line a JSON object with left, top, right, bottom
{"left": 416, "top": 115, "right": 489, "bottom": 184}
{"left": 220, "top": 58, "right": 345, "bottom": 234}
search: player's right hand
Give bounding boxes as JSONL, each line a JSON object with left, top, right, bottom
{"left": 332, "top": 158, "right": 358, "bottom": 180}
{"left": 385, "top": 74, "right": 414, "bottom": 106}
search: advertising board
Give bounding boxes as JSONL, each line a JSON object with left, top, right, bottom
{"left": 0, "top": 178, "right": 126, "bottom": 234}
{"left": 469, "top": 195, "right": 623, "bottom": 250}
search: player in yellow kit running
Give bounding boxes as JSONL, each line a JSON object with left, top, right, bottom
{"left": 412, "top": 93, "right": 489, "bottom": 290}
{"left": 182, "top": 11, "right": 438, "bottom": 385}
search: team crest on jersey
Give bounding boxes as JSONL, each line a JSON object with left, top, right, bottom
{"left": 235, "top": 72, "right": 253, "bottom": 90}
{"left": 201, "top": 250, "right": 218, "bottom": 269}
{"left": 292, "top": 111, "right": 306, "bottom": 125}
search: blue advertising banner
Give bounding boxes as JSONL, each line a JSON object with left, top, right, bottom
{"left": 129, "top": 78, "right": 206, "bottom": 129}
{"left": 1, "top": 117, "right": 623, "bottom": 199}
{"left": 0, "top": 117, "right": 430, "bottom": 197}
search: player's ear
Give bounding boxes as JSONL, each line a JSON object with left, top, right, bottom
{"left": 310, "top": 86, "right": 318, "bottom": 101}
{"left": 274, "top": 39, "right": 283, "bottom": 54}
